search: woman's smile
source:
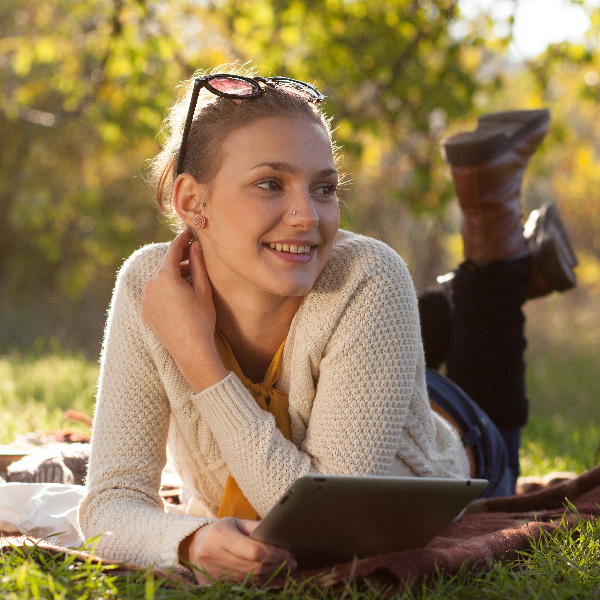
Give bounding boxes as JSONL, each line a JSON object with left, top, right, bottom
{"left": 264, "top": 239, "right": 317, "bottom": 264}
{"left": 266, "top": 242, "right": 314, "bottom": 255}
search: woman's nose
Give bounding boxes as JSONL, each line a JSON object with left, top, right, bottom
{"left": 286, "top": 189, "right": 319, "bottom": 229}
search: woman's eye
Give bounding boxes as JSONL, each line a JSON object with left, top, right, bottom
{"left": 257, "top": 180, "right": 282, "bottom": 191}
{"left": 313, "top": 184, "right": 337, "bottom": 196}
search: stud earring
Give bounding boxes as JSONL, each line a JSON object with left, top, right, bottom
{"left": 292, "top": 211, "right": 297, "bottom": 215}
{"left": 193, "top": 214, "right": 206, "bottom": 229}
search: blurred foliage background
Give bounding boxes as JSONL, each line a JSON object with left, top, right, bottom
{"left": 0, "top": 0, "right": 598, "bottom": 362}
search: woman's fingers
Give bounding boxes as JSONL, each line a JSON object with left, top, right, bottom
{"left": 147, "top": 230, "right": 192, "bottom": 285}
{"left": 235, "top": 519, "right": 260, "bottom": 535}
{"left": 233, "top": 519, "right": 293, "bottom": 564}
{"left": 180, "top": 262, "right": 191, "bottom": 280}
{"left": 189, "top": 239, "right": 212, "bottom": 294}
{"left": 180, "top": 232, "right": 192, "bottom": 264}
{"left": 161, "top": 228, "right": 193, "bottom": 272}
{"left": 229, "top": 518, "right": 293, "bottom": 566}
{"left": 188, "top": 518, "right": 296, "bottom": 586}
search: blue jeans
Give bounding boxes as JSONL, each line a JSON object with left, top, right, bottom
{"left": 426, "top": 369, "right": 513, "bottom": 498}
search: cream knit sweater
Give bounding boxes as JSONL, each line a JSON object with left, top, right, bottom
{"left": 79, "top": 230, "right": 470, "bottom": 569}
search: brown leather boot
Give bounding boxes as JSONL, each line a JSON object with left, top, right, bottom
{"left": 442, "top": 109, "right": 550, "bottom": 265}
{"left": 437, "top": 202, "right": 578, "bottom": 300}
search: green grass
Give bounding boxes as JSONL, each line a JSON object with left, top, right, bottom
{"left": 521, "top": 340, "right": 600, "bottom": 477}
{"left": 3, "top": 515, "right": 600, "bottom": 599}
{"left": 0, "top": 353, "right": 98, "bottom": 444}
{"left": 521, "top": 416, "right": 600, "bottom": 476}
{"left": 1, "top": 347, "right": 599, "bottom": 599}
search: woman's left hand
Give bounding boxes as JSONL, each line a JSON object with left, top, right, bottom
{"left": 181, "top": 518, "right": 296, "bottom": 585}
{"left": 141, "top": 229, "right": 228, "bottom": 392}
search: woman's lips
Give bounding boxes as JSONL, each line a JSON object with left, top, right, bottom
{"left": 268, "top": 242, "right": 311, "bottom": 254}
{"left": 265, "top": 244, "right": 315, "bottom": 263}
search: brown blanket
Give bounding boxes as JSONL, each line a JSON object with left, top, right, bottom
{"left": 269, "top": 465, "right": 600, "bottom": 592}
{"left": 2, "top": 466, "right": 600, "bottom": 593}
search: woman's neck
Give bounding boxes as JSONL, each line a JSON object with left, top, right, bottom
{"left": 213, "top": 288, "right": 301, "bottom": 383}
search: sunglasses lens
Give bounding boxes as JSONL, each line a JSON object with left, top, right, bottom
{"left": 209, "top": 77, "right": 257, "bottom": 97}
{"left": 280, "top": 84, "right": 316, "bottom": 100}
{"left": 269, "top": 78, "right": 322, "bottom": 102}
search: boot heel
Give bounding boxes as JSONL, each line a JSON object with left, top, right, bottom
{"left": 442, "top": 109, "right": 551, "bottom": 166}
{"left": 525, "top": 202, "right": 578, "bottom": 298}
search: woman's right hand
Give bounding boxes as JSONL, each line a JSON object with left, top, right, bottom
{"left": 182, "top": 518, "right": 297, "bottom": 585}
{"left": 141, "top": 229, "right": 229, "bottom": 393}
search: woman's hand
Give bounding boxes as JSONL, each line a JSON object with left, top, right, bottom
{"left": 141, "top": 229, "right": 228, "bottom": 392}
{"left": 182, "top": 518, "right": 297, "bottom": 585}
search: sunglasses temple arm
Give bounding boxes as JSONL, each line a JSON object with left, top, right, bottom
{"left": 176, "top": 79, "right": 203, "bottom": 176}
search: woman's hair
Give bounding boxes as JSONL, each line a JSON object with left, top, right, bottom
{"left": 147, "top": 66, "right": 334, "bottom": 225}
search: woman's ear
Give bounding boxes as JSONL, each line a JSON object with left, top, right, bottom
{"left": 172, "top": 174, "right": 209, "bottom": 228}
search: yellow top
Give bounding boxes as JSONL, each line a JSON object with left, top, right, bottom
{"left": 215, "top": 328, "right": 290, "bottom": 520}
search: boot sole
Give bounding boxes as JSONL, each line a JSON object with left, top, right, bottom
{"left": 442, "top": 109, "right": 551, "bottom": 166}
{"left": 525, "top": 203, "right": 578, "bottom": 293}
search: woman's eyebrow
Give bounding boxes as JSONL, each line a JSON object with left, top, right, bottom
{"left": 250, "top": 162, "right": 338, "bottom": 178}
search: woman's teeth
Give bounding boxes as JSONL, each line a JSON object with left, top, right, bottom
{"left": 269, "top": 243, "right": 311, "bottom": 254}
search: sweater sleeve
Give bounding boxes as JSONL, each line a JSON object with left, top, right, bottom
{"left": 192, "top": 239, "right": 454, "bottom": 518}
{"left": 78, "top": 248, "right": 210, "bottom": 568}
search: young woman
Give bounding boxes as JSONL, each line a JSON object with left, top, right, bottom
{"left": 78, "top": 70, "right": 576, "bottom": 584}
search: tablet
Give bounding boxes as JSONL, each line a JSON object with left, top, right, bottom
{"left": 250, "top": 474, "right": 488, "bottom": 569}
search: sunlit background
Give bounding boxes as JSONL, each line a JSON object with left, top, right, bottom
{"left": 461, "top": 0, "right": 600, "bottom": 58}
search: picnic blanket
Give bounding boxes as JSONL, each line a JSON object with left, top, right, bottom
{"left": 2, "top": 465, "right": 600, "bottom": 594}
{"left": 270, "top": 464, "right": 600, "bottom": 592}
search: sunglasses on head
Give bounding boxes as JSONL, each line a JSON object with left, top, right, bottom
{"left": 176, "top": 74, "right": 325, "bottom": 176}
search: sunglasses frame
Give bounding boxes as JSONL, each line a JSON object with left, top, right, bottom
{"left": 176, "top": 74, "right": 324, "bottom": 176}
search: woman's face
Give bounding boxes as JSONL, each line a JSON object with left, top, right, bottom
{"left": 198, "top": 115, "right": 340, "bottom": 301}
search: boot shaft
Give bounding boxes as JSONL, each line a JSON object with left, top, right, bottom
{"left": 444, "top": 120, "right": 549, "bottom": 265}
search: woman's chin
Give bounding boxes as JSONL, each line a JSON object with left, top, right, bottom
{"left": 249, "top": 263, "right": 324, "bottom": 298}
{"left": 249, "top": 268, "right": 319, "bottom": 298}
{"left": 267, "top": 279, "right": 316, "bottom": 298}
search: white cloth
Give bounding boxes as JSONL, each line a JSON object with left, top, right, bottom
{"left": 0, "top": 483, "right": 85, "bottom": 548}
